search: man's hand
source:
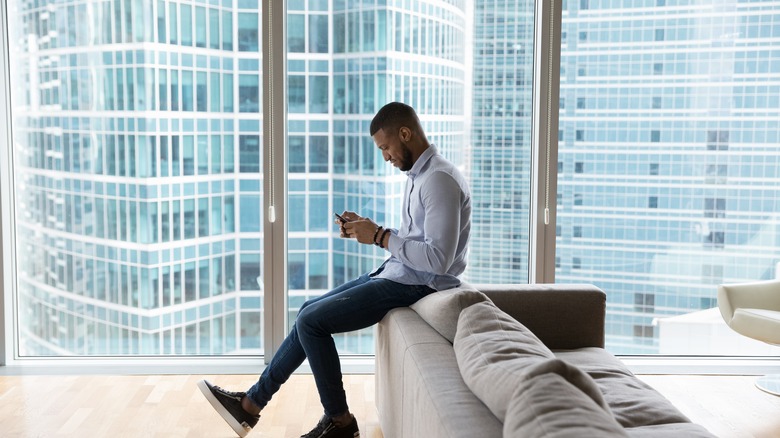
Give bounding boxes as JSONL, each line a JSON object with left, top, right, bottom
{"left": 335, "top": 211, "right": 380, "bottom": 245}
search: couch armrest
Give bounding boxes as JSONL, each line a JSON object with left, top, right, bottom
{"left": 474, "top": 284, "right": 606, "bottom": 350}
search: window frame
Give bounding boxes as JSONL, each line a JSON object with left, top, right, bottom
{"left": 0, "top": 0, "right": 771, "bottom": 375}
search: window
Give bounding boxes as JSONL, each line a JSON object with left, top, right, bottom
{"left": 209, "top": 8, "right": 220, "bottom": 49}
{"left": 704, "top": 198, "right": 726, "bottom": 218}
{"left": 195, "top": 7, "right": 207, "bottom": 48}
{"left": 238, "top": 13, "right": 259, "bottom": 51}
{"left": 557, "top": 2, "right": 780, "bottom": 357}
{"left": 634, "top": 293, "right": 655, "bottom": 312}
{"left": 633, "top": 325, "right": 654, "bottom": 338}
{"left": 707, "top": 130, "right": 729, "bottom": 150}
{"left": 309, "top": 15, "right": 329, "bottom": 53}
{"left": 649, "top": 163, "right": 659, "bottom": 175}
{"left": 704, "top": 231, "right": 725, "bottom": 248}
{"left": 6, "top": 0, "right": 265, "bottom": 355}
{"left": 181, "top": 4, "right": 193, "bottom": 46}
{"left": 169, "top": 2, "right": 178, "bottom": 44}
{"left": 222, "top": 10, "right": 233, "bottom": 50}
{"left": 4, "top": 0, "right": 779, "bottom": 364}
{"left": 706, "top": 164, "right": 727, "bottom": 182}
{"left": 281, "top": 0, "right": 533, "bottom": 356}
{"left": 196, "top": 72, "right": 208, "bottom": 112}
{"left": 309, "top": 136, "right": 329, "bottom": 173}
{"left": 239, "top": 135, "right": 261, "bottom": 173}
{"left": 288, "top": 14, "right": 305, "bottom": 52}
{"left": 289, "top": 136, "right": 306, "bottom": 173}
{"left": 702, "top": 264, "right": 724, "bottom": 284}
{"left": 239, "top": 74, "right": 260, "bottom": 113}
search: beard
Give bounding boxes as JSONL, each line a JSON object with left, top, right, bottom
{"left": 398, "top": 142, "right": 414, "bottom": 171}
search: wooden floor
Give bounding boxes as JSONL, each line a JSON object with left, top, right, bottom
{"left": 0, "top": 374, "right": 383, "bottom": 438}
{"left": 637, "top": 375, "right": 780, "bottom": 438}
{"left": 1, "top": 372, "right": 779, "bottom": 437}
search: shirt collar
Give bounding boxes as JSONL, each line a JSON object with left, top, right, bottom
{"left": 407, "top": 145, "right": 437, "bottom": 179}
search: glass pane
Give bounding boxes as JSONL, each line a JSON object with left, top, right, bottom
{"left": 285, "top": 2, "right": 521, "bottom": 356}
{"left": 556, "top": 1, "right": 780, "bottom": 356}
{"left": 464, "top": 3, "right": 536, "bottom": 283}
{"left": 6, "top": 1, "right": 264, "bottom": 356}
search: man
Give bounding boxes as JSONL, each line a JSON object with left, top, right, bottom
{"left": 198, "top": 102, "right": 471, "bottom": 438}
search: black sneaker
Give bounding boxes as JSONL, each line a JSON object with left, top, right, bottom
{"left": 301, "top": 414, "right": 360, "bottom": 438}
{"left": 197, "top": 379, "right": 260, "bottom": 437}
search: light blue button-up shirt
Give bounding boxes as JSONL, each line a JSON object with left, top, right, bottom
{"left": 372, "top": 145, "right": 471, "bottom": 291}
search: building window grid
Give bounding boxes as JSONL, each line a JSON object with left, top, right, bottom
{"left": 6, "top": 0, "right": 780, "bottom": 358}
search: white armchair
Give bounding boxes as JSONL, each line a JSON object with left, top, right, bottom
{"left": 718, "top": 278, "right": 780, "bottom": 396}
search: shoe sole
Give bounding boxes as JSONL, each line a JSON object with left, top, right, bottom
{"left": 197, "top": 380, "right": 251, "bottom": 438}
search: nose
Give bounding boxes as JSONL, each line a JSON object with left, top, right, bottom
{"left": 382, "top": 151, "right": 390, "bottom": 161}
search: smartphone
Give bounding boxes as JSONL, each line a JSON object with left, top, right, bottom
{"left": 334, "top": 212, "right": 348, "bottom": 224}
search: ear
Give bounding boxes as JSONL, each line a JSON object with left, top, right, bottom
{"left": 399, "top": 126, "right": 412, "bottom": 142}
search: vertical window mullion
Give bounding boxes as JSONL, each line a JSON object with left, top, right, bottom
{"left": 530, "top": 0, "right": 562, "bottom": 283}
{"left": 262, "top": 0, "right": 288, "bottom": 363}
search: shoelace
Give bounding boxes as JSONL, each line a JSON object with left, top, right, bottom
{"left": 214, "top": 384, "right": 246, "bottom": 399}
{"left": 302, "top": 416, "right": 334, "bottom": 438}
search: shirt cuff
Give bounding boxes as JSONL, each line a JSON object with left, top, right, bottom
{"left": 386, "top": 230, "right": 401, "bottom": 254}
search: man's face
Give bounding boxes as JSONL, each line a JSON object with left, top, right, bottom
{"left": 372, "top": 128, "right": 414, "bottom": 171}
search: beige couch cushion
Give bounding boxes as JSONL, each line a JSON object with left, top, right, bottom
{"left": 410, "top": 281, "right": 488, "bottom": 343}
{"left": 504, "top": 372, "right": 628, "bottom": 437}
{"left": 556, "top": 349, "right": 694, "bottom": 427}
{"left": 454, "top": 301, "right": 610, "bottom": 422}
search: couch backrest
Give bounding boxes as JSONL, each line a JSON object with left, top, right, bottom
{"left": 474, "top": 283, "right": 606, "bottom": 350}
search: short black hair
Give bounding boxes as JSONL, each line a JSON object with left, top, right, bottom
{"left": 369, "top": 102, "right": 421, "bottom": 137}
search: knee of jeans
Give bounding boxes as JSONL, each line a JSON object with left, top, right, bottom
{"left": 295, "top": 305, "right": 319, "bottom": 335}
{"left": 299, "top": 298, "right": 313, "bottom": 312}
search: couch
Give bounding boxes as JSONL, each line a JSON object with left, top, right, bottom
{"left": 375, "top": 283, "right": 715, "bottom": 437}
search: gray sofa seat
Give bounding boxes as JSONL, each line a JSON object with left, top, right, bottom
{"left": 376, "top": 284, "right": 715, "bottom": 437}
{"left": 555, "top": 348, "right": 712, "bottom": 436}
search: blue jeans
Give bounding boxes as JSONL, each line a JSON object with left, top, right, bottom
{"left": 245, "top": 273, "right": 434, "bottom": 417}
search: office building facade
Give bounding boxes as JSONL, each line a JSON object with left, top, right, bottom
{"left": 8, "top": 0, "right": 468, "bottom": 356}
{"left": 8, "top": 0, "right": 778, "bottom": 358}
{"left": 556, "top": 0, "right": 780, "bottom": 353}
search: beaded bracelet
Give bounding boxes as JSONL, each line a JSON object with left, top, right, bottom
{"left": 373, "top": 226, "right": 384, "bottom": 246}
{"left": 378, "top": 228, "right": 391, "bottom": 249}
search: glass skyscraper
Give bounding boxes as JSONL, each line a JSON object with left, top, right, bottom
{"left": 466, "top": 0, "right": 535, "bottom": 284}
{"left": 556, "top": 0, "right": 780, "bottom": 353}
{"left": 6, "top": 0, "right": 779, "bottom": 358}
{"left": 8, "top": 0, "right": 469, "bottom": 356}
{"left": 10, "top": 0, "right": 264, "bottom": 356}
{"left": 286, "top": 0, "right": 468, "bottom": 354}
